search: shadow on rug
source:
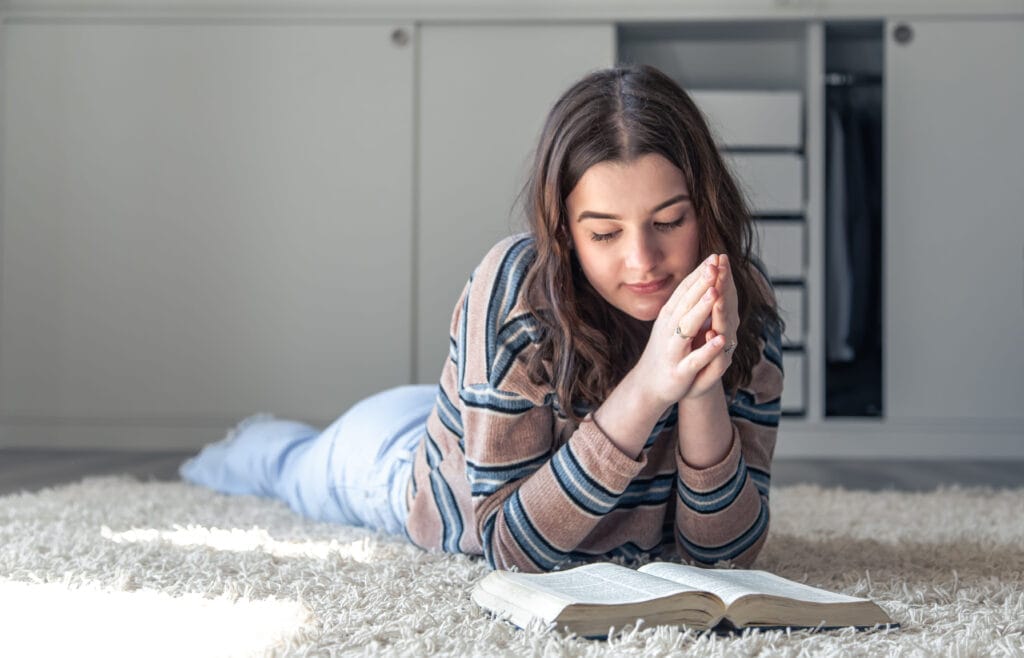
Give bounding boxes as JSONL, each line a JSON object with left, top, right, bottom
{"left": 1, "top": 477, "right": 1022, "bottom": 657}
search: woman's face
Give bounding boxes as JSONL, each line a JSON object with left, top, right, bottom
{"left": 565, "top": 153, "right": 701, "bottom": 322}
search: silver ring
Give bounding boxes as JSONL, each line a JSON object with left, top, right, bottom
{"left": 674, "top": 326, "right": 692, "bottom": 340}
{"left": 724, "top": 341, "right": 738, "bottom": 354}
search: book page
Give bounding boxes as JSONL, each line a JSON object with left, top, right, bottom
{"left": 495, "top": 563, "right": 708, "bottom": 606}
{"left": 639, "top": 563, "right": 868, "bottom": 607}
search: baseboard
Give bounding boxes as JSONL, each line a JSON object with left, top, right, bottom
{"left": 2, "top": 416, "right": 1022, "bottom": 458}
{"left": 0, "top": 419, "right": 234, "bottom": 451}
{"left": 775, "top": 417, "right": 1024, "bottom": 459}
{"left": 0, "top": 416, "right": 325, "bottom": 452}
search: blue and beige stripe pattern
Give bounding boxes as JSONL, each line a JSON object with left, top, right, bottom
{"left": 403, "top": 234, "right": 784, "bottom": 573}
{"left": 677, "top": 455, "right": 749, "bottom": 514}
{"left": 549, "top": 444, "right": 621, "bottom": 516}
{"left": 500, "top": 490, "right": 565, "bottom": 571}
{"left": 677, "top": 500, "right": 770, "bottom": 566}
{"left": 467, "top": 453, "right": 548, "bottom": 497}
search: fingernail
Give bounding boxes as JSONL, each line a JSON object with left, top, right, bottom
{"left": 704, "top": 265, "right": 715, "bottom": 279}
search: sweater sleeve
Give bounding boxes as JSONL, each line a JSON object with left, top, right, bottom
{"left": 464, "top": 404, "right": 648, "bottom": 572}
{"left": 672, "top": 279, "right": 785, "bottom": 568}
{"left": 456, "top": 239, "right": 648, "bottom": 573}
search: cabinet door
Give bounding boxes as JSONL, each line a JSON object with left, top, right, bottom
{"left": 416, "top": 24, "right": 615, "bottom": 383}
{"left": 885, "top": 19, "right": 1024, "bottom": 420}
{"left": 0, "top": 22, "right": 414, "bottom": 438}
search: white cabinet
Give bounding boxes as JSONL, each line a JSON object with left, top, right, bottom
{"left": 757, "top": 221, "right": 805, "bottom": 281}
{"left": 775, "top": 286, "right": 805, "bottom": 347}
{"left": 726, "top": 154, "right": 805, "bottom": 215}
{"left": 0, "top": 22, "right": 415, "bottom": 442}
{"left": 690, "top": 90, "right": 803, "bottom": 149}
{"left": 416, "top": 23, "right": 616, "bottom": 383}
{"left": 781, "top": 352, "right": 806, "bottom": 414}
{"left": 884, "top": 18, "right": 1024, "bottom": 420}
{"left": 0, "top": 9, "right": 1021, "bottom": 454}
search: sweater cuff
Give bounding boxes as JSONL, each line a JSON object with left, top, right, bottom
{"left": 676, "top": 423, "right": 742, "bottom": 491}
{"left": 569, "top": 413, "right": 649, "bottom": 490}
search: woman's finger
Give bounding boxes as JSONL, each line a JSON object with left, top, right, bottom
{"left": 712, "top": 299, "right": 733, "bottom": 338}
{"left": 717, "top": 254, "right": 730, "bottom": 281}
{"left": 661, "top": 254, "right": 718, "bottom": 323}
{"left": 672, "top": 284, "right": 717, "bottom": 344}
{"left": 667, "top": 261, "right": 720, "bottom": 336}
{"left": 711, "top": 254, "right": 739, "bottom": 338}
{"left": 678, "top": 333, "right": 726, "bottom": 378}
{"left": 710, "top": 299, "right": 738, "bottom": 367}
{"left": 680, "top": 253, "right": 719, "bottom": 294}
{"left": 687, "top": 351, "right": 730, "bottom": 399}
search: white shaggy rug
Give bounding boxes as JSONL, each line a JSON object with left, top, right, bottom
{"left": 1, "top": 477, "right": 1023, "bottom": 657}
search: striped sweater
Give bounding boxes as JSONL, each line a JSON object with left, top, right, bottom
{"left": 404, "top": 233, "right": 784, "bottom": 573}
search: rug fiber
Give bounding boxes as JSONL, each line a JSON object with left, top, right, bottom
{"left": 1, "top": 477, "right": 1022, "bottom": 656}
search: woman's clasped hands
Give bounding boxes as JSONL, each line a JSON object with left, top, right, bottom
{"left": 636, "top": 253, "right": 740, "bottom": 407}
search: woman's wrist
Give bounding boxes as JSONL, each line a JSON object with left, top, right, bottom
{"left": 592, "top": 368, "right": 673, "bottom": 460}
{"left": 676, "top": 383, "right": 733, "bottom": 469}
{"left": 679, "top": 378, "right": 725, "bottom": 405}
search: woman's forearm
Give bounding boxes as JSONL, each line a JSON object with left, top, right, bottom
{"left": 676, "top": 383, "right": 733, "bottom": 468}
{"left": 591, "top": 368, "right": 673, "bottom": 460}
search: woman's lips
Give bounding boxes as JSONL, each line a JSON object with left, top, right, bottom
{"left": 625, "top": 277, "right": 669, "bottom": 294}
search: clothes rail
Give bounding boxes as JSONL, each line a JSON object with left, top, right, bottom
{"left": 824, "top": 72, "right": 882, "bottom": 87}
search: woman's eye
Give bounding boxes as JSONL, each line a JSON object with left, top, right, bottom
{"left": 657, "top": 216, "right": 687, "bottom": 230}
{"left": 589, "top": 215, "right": 686, "bottom": 243}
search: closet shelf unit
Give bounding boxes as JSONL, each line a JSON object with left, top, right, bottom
{"left": 618, "top": 20, "right": 886, "bottom": 421}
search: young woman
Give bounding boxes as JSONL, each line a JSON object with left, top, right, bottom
{"left": 180, "top": 64, "right": 784, "bottom": 574}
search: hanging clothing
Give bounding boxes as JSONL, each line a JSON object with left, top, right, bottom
{"left": 826, "top": 103, "right": 854, "bottom": 362}
{"left": 825, "top": 83, "right": 883, "bottom": 364}
{"left": 845, "top": 86, "right": 883, "bottom": 359}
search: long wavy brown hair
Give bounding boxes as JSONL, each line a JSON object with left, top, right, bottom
{"left": 516, "top": 64, "right": 784, "bottom": 424}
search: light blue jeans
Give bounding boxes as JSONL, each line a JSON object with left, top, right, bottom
{"left": 179, "top": 384, "right": 436, "bottom": 537}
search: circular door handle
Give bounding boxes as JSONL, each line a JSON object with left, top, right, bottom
{"left": 391, "top": 28, "right": 410, "bottom": 47}
{"left": 893, "top": 23, "right": 913, "bottom": 45}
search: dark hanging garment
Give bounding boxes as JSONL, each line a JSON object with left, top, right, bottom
{"left": 845, "top": 88, "right": 883, "bottom": 358}
{"left": 825, "top": 80, "right": 883, "bottom": 416}
{"left": 826, "top": 101, "right": 854, "bottom": 363}
{"left": 826, "top": 84, "right": 882, "bottom": 363}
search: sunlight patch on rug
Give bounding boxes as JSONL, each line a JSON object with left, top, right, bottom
{"left": 101, "top": 525, "right": 380, "bottom": 562}
{"left": 0, "top": 579, "right": 310, "bottom": 658}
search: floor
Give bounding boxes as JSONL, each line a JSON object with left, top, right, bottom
{"left": 1, "top": 449, "right": 1023, "bottom": 497}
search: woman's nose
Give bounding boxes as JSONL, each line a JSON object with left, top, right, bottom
{"left": 625, "top": 231, "right": 661, "bottom": 271}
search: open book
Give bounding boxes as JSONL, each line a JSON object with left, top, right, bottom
{"left": 472, "top": 562, "right": 897, "bottom": 638}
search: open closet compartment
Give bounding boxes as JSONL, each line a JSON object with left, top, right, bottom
{"left": 618, "top": 22, "right": 809, "bottom": 417}
{"left": 823, "top": 22, "right": 883, "bottom": 417}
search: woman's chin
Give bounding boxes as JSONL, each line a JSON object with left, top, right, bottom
{"left": 599, "top": 291, "right": 667, "bottom": 323}
{"left": 621, "top": 301, "right": 663, "bottom": 323}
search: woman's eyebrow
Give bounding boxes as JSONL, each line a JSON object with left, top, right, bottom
{"left": 577, "top": 194, "right": 690, "bottom": 221}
